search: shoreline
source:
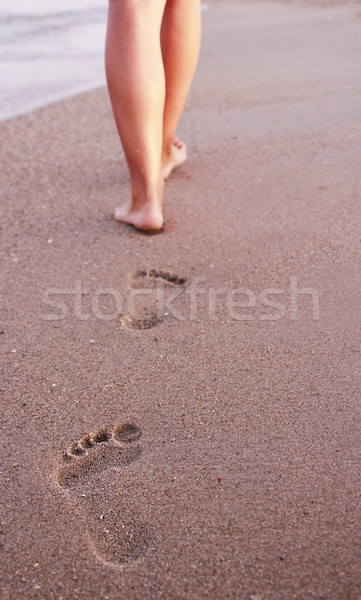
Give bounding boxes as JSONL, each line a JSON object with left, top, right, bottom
{"left": 0, "top": 80, "right": 105, "bottom": 123}
{"left": 3, "top": 0, "right": 356, "bottom": 123}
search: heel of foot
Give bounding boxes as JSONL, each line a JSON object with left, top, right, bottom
{"left": 114, "top": 204, "right": 163, "bottom": 232}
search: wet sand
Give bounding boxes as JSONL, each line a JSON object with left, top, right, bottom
{"left": 1, "top": 1, "right": 361, "bottom": 598}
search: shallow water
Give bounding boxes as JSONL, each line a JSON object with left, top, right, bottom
{"left": 0, "top": 0, "right": 107, "bottom": 120}
{"left": 0, "top": 1, "right": 209, "bottom": 121}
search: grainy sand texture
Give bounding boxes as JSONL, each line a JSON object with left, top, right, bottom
{"left": 1, "top": 1, "right": 361, "bottom": 599}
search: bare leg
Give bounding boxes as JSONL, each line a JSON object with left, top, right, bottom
{"left": 106, "top": 0, "right": 166, "bottom": 231}
{"left": 161, "top": 0, "right": 201, "bottom": 180}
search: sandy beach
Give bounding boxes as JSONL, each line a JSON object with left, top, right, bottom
{"left": 1, "top": 1, "right": 361, "bottom": 598}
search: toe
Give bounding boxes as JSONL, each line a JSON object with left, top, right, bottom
{"left": 90, "top": 429, "right": 110, "bottom": 444}
{"left": 80, "top": 434, "right": 93, "bottom": 450}
{"left": 69, "top": 442, "right": 85, "bottom": 456}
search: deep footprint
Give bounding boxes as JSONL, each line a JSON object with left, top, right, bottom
{"left": 129, "top": 268, "right": 187, "bottom": 289}
{"left": 55, "top": 422, "right": 153, "bottom": 566}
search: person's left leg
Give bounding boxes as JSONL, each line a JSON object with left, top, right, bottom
{"left": 106, "top": 0, "right": 167, "bottom": 231}
{"left": 160, "top": 0, "right": 201, "bottom": 180}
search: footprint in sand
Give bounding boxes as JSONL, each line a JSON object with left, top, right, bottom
{"left": 55, "top": 422, "right": 153, "bottom": 566}
{"left": 120, "top": 268, "right": 187, "bottom": 329}
{"left": 120, "top": 307, "right": 164, "bottom": 330}
{"left": 128, "top": 268, "right": 187, "bottom": 289}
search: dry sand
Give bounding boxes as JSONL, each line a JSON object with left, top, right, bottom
{"left": 1, "top": 1, "right": 361, "bottom": 598}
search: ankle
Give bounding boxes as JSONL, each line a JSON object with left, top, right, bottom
{"left": 131, "top": 175, "right": 163, "bottom": 205}
{"left": 162, "top": 136, "right": 175, "bottom": 158}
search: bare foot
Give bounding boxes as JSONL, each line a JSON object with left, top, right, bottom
{"left": 114, "top": 199, "right": 163, "bottom": 231}
{"left": 162, "top": 138, "right": 187, "bottom": 181}
{"left": 114, "top": 179, "right": 164, "bottom": 232}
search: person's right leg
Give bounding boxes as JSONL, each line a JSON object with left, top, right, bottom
{"left": 161, "top": 0, "right": 201, "bottom": 180}
{"left": 105, "top": 0, "right": 166, "bottom": 231}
